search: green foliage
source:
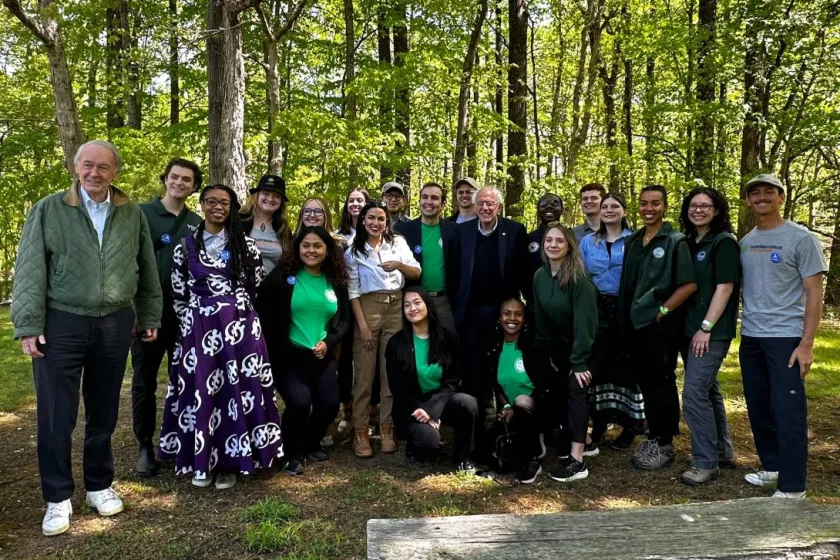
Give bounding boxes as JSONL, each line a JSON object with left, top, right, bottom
{"left": 240, "top": 497, "right": 302, "bottom": 524}
{"left": 239, "top": 497, "right": 342, "bottom": 558}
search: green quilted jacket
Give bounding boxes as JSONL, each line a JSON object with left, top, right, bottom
{"left": 11, "top": 182, "right": 163, "bottom": 339}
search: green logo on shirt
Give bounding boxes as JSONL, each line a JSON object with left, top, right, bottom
{"left": 514, "top": 358, "right": 525, "bottom": 373}
{"left": 325, "top": 289, "right": 337, "bottom": 302}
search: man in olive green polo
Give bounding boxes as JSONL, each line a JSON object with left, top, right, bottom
{"left": 131, "top": 158, "right": 203, "bottom": 477}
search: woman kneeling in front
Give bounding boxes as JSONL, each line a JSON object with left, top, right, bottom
{"left": 387, "top": 287, "right": 480, "bottom": 473}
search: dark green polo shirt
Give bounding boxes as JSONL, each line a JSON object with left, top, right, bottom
{"left": 622, "top": 222, "right": 695, "bottom": 330}
{"left": 684, "top": 231, "right": 740, "bottom": 340}
{"left": 139, "top": 198, "right": 202, "bottom": 296}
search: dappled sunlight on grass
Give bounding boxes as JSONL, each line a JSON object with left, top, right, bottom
{"left": 419, "top": 471, "right": 495, "bottom": 493}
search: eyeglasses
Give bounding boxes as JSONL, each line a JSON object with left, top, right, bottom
{"left": 476, "top": 200, "right": 498, "bottom": 209}
{"left": 204, "top": 198, "right": 230, "bottom": 209}
{"left": 383, "top": 193, "right": 404, "bottom": 201}
{"left": 689, "top": 203, "right": 714, "bottom": 212}
{"left": 303, "top": 208, "right": 325, "bottom": 216}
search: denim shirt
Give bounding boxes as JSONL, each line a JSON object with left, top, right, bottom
{"left": 579, "top": 228, "right": 633, "bottom": 296}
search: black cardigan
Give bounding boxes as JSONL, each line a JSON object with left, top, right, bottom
{"left": 386, "top": 328, "right": 463, "bottom": 435}
{"left": 255, "top": 265, "right": 350, "bottom": 375}
{"left": 485, "top": 324, "right": 549, "bottom": 409}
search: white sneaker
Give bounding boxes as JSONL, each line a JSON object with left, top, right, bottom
{"left": 85, "top": 488, "right": 123, "bottom": 516}
{"left": 42, "top": 500, "right": 72, "bottom": 536}
{"left": 773, "top": 490, "right": 806, "bottom": 499}
{"left": 215, "top": 473, "right": 236, "bottom": 490}
{"left": 745, "top": 471, "right": 779, "bottom": 487}
{"left": 192, "top": 474, "right": 212, "bottom": 488}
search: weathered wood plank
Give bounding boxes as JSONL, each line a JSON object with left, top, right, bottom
{"left": 367, "top": 498, "right": 840, "bottom": 560}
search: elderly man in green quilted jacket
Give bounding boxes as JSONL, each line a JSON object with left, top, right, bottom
{"left": 11, "top": 140, "right": 162, "bottom": 537}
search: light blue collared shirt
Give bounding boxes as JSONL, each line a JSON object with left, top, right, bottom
{"left": 203, "top": 228, "right": 229, "bottom": 260}
{"left": 579, "top": 228, "right": 633, "bottom": 295}
{"left": 80, "top": 186, "right": 112, "bottom": 247}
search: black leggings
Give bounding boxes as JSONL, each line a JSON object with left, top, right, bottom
{"left": 277, "top": 347, "right": 340, "bottom": 458}
{"left": 406, "top": 393, "right": 480, "bottom": 460}
{"left": 505, "top": 393, "right": 550, "bottom": 461}
{"left": 629, "top": 323, "right": 681, "bottom": 444}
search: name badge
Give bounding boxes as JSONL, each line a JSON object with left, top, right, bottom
{"left": 220, "top": 250, "right": 231, "bottom": 262}
{"left": 161, "top": 233, "right": 172, "bottom": 245}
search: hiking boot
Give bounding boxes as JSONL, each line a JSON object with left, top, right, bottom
{"left": 611, "top": 427, "right": 638, "bottom": 450}
{"left": 745, "top": 470, "right": 778, "bottom": 487}
{"left": 550, "top": 456, "right": 589, "bottom": 482}
{"left": 353, "top": 428, "right": 373, "bottom": 458}
{"left": 631, "top": 439, "right": 674, "bottom": 470}
{"left": 517, "top": 461, "right": 542, "bottom": 485}
{"left": 136, "top": 442, "right": 158, "bottom": 478}
{"left": 772, "top": 490, "right": 806, "bottom": 499}
{"left": 681, "top": 466, "right": 720, "bottom": 486}
{"left": 337, "top": 403, "right": 352, "bottom": 435}
{"left": 380, "top": 423, "right": 397, "bottom": 454}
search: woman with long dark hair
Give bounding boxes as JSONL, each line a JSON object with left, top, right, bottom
{"left": 336, "top": 188, "right": 370, "bottom": 245}
{"left": 386, "top": 287, "right": 479, "bottom": 472}
{"left": 676, "top": 186, "right": 738, "bottom": 485}
{"left": 487, "top": 297, "right": 548, "bottom": 484}
{"left": 345, "top": 201, "right": 421, "bottom": 457}
{"left": 257, "top": 226, "right": 349, "bottom": 475}
{"left": 620, "top": 185, "right": 697, "bottom": 471}
{"left": 240, "top": 174, "right": 293, "bottom": 274}
{"left": 532, "top": 223, "right": 599, "bottom": 483}
{"left": 579, "top": 193, "right": 645, "bottom": 449}
{"left": 158, "top": 185, "right": 283, "bottom": 490}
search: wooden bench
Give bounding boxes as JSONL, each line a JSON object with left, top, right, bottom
{"left": 367, "top": 497, "right": 840, "bottom": 559}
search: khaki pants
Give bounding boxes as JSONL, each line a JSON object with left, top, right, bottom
{"left": 352, "top": 291, "right": 402, "bottom": 429}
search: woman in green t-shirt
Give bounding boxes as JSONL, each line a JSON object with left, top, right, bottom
{"left": 487, "top": 298, "right": 547, "bottom": 485}
{"left": 256, "top": 226, "right": 350, "bottom": 476}
{"left": 386, "top": 287, "right": 479, "bottom": 473}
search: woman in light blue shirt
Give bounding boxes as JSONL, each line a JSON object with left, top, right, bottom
{"left": 579, "top": 193, "right": 645, "bottom": 450}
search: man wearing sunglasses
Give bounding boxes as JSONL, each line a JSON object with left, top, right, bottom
{"left": 527, "top": 193, "right": 564, "bottom": 276}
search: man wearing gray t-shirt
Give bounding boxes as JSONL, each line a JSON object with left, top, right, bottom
{"left": 739, "top": 173, "right": 827, "bottom": 498}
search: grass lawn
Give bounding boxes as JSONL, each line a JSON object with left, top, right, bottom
{"left": 1, "top": 306, "right": 838, "bottom": 559}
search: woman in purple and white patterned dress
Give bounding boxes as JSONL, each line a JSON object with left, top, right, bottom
{"left": 158, "top": 184, "right": 283, "bottom": 489}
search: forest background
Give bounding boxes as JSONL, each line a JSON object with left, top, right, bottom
{"left": 0, "top": 0, "right": 838, "bottom": 302}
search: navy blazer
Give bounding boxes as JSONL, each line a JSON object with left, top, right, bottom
{"left": 526, "top": 225, "right": 547, "bottom": 278}
{"left": 395, "top": 217, "right": 460, "bottom": 306}
{"left": 453, "top": 217, "right": 531, "bottom": 327}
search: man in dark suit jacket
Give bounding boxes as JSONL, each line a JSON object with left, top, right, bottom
{"left": 396, "top": 182, "right": 460, "bottom": 334}
{"left": 455, "top": 186, "right": 530, "bottom": 403}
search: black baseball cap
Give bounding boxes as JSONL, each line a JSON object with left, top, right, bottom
{"left": 249, "top": 174, "right": 288, "bottom": 201}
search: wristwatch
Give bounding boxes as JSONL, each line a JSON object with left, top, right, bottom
{"left": 700, "top": 324, "right": 712, "bottom": 333}
{"left": 700, "top": 319, "right": 714, "bottom": 333}
{"left": 659, "top": 305, "right": 670, "bottom": 316}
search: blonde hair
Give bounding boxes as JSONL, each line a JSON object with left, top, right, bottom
{"left": 542, "top": 223, "right": 587, "bottom": 289}
{"left": 239, "top": 191, "right": 293, "bottom": 253}
{"left": 295, "top": 197, "right": 346, "bottom": 246}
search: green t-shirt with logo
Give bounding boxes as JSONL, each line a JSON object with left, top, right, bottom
{"left": 414, "top": 334, "right": 443, "bottom": 393}
{"left": 420, "top": 223, "right": 446, "bottom": 292}
{"left": 497, "top": 341, "right": 534, "bottom": 402}
{"left": 289, "top": 270, "right": 338, "bottom": 349}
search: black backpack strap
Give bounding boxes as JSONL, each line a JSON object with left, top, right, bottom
{"left": 153, "top": 210, "right": 190, "bottom": 253}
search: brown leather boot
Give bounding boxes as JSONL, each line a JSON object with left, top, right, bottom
{"left": 380, "top": 423, "right": 397, "bottom": 454}
{"left": 353, "top": 428, "right": 373, "bottom": 458}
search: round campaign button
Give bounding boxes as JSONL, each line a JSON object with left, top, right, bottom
{"left": 414, "top": 245, "right": 423, "bottom": 254}
{"left": 653, "top": 247, "right": 665, "bottom": 259}
{"left": 770, "top": 252, "right": 782, "bottom": 264}
{"left": 696, "top": 251, "right": 706, "bottom": 262}
{"left": 286, "top": 276, "right": 297, "bottom": 285}
{"left": 220, "top": 250, "right": 230, "bottom": 262}
{"left": 528, "top": 242, "right": 539, "bottom": 253}
{"left": 161, "top": 233, "right": 172, "bottom": 245}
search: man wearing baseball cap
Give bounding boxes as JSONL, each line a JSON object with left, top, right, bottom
{"left": 382, "top": 181, "right": 410, "bottom": 226}
{"left": 739, "top": 173, "right": 827, "bottom": 498}
{"left": 447, "top": 177, "right": 478, "bottom": 223}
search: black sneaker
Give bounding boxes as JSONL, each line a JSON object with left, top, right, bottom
{"left": 610, "top": 427, "right": 638, "bottom": 450}
{"left": 583, "top": 441, "right": 600, "bottom": 457}
{"left": 516, "top": 461, "right": 542, "bottom": 485}
{"left": 308, "top": 445, "right": 328, "bottom": 462}
{"left": 281, "top": 458, "right": 304, "bottom": 476}
{"left": 550, "top": 456, "right": 589, "bottom": 482}
{"left": 455, "top": 459, "right": 476, "bottom": 475}
{"left": 136, "top": 443, "right": 158, "bottom": 478}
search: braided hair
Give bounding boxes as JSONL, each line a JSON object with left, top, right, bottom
{"left": 196, "top": 184, "right": 257, "bottom": 290}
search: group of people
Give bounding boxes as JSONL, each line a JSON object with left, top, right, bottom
{"left": 11, "top": 140, "right": 827, "bottom": 538}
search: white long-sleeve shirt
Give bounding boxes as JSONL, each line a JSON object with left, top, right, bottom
{"left": 345, "top": 235, "right": 421, "bottom": 299}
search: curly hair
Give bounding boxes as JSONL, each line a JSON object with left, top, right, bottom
{"left": 283, "top": 226, "right": 348, "bottom": 287}
{"left": 337, "top": 188, "right": 371, "bottom": 235}
{"left": 679, "top": 186, "right": 733, "bottom": 236}
{"left": 351, "top": 201, "right": 393, "bottom": 258}
{"left": 196, "top": 185, "right": 257, "bottom": 290}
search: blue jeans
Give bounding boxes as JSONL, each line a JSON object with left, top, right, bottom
{"left": 682, "top": 338, "right": 734, "bottom": 469}
{"left": 739, "top": 336, "right": 808, "bottom": 492}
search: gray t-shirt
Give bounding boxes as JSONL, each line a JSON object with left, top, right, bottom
{"left": 250, "top": 225, "right": 283, "bottom": 275}
{"left": 740, "top": 220, "right": 827, "bottom": 338}
{"left": 456, "top": 213, "right": 477, "bottom": 224}
{"left": 572, "top": 223, "right": 596, "bottom": 242}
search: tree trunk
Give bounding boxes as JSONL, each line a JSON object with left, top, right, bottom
{"left": 494, "top": 1, "right": 504, "bottom": 173}
{"left": 126, "top": 1, "right": 141, "bottom": 130}
{"left": 622, "top": 3, "right": 633, "bottom": 198}
{"left": 529, "top": 18, "right": 541, "bottom": 179}
{"left": 467, "top": 53, "right": 480, "bottom": 178}
{"left": 506, "top": 0, "right": 528, "bottom": 217}
{"left": 343, "top": 0, "right": 358, "bottom": 189}
{"left": 453, "top": 1, "right": 488, "bottom": 186}
{"left": 87, "top": 56, "right": 99, "bottom": 111}
{"left": 2, "top": 0, "right": 85, "bottom": 174}
{"left": 825, "top": 193, "right": 840, "bottom": 306}
{"left": 207, "top": 0, "right": 255, "bottom": 197}
{"left": 566, "top": 5, "right": 589, "bottom": 177}
{"left": 644, "top": 54, "right": 656, "bottom": 183}
{"left": 106, "top": 5, "right": 126, "bottom": 130}
{"left": 393, "top": 1, "right": 410, "bottom": 189}
{"left": 738, "top": 11, "right": 761, "bottom": 237}
{"left": 600, "top": 62, "right": 618, "bottom": 192}
{"left": 692, "top": 0, "right": 716, "bottom": 185}
{"left": 714, "top": 81, "right": 727, "bottom": 184}
{"left": 378, "top": 6, "right": 392, "bottom": 181}
{"left": 169, "top": 0, "right": 180, "bottom": 125}
{"left": 265, "top": 39, "right": 283, "bottom": 175}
